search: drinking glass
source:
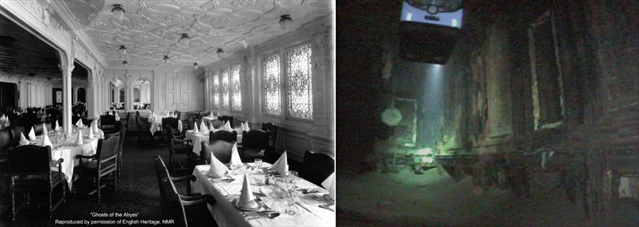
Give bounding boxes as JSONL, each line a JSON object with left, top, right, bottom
{"left": 254, "top": 158, "right": 263, "bottom": 170}
{"left": 282, "top": 193, "right": 296, "bottom": 215}
{"left": 287, "top": 171, "right": 298, "bottom": 192}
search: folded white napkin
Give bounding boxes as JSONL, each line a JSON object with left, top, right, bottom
{"left": 200, "top": 121, "right": 209, "bottom": 133}
{"left": 272, "top": 151, "right": 289, "bottom": 175}
{"left": 224, "top": 121, "right": 232, "bottom": 131}
{"left": 92, "top": 120, "right": 99, "bottom": 134}
{"left": 19, "top": 133, "right": 29, "bottom": 145}
{"left": 115, "top": 113, "right": 120, "bottom": 121}
{"left": 149, "top": 113, "right": 156, "bottom": 123}
{"left": 238, "top": 174, "right": 258, "bottom": 208}
{"left": 75, "top": 119, "right": 84, "bottom": 128}
{"left": 0, "top": 115, "right": 5, "bottom": 121}
{"left": 230, "top": 143, "right": 243, "bottom": 166}
{"left": 322, "top": 172, "right": 335, "bottom": 200}
{"left": 28, "top": 127, "right": 36, "bottom": 141}
{"left": 41, "top": 123, "right": 48, "bottom": 135}
{"left": 210, "top": 111, "right": 214, "bottom": 117}
{"left": 107, "top": 111, "right": 112, "bottom": 115}
{"left": 88, "top": 126, "right": 94, "bottom": 139}
{"left": 41, "top": 132, "right": 53, "bottom": 147}
{"left": 75, "top": 130, "right": 83, "bottom": 145}
{"left": 244, "top": 121, "right": 250, "bottom": 132}
{"left": 192, "top": 123, "right": 199, "bottom": 133}
{"left": 55, "top": 120, "right": 61, "bottom": 131}
{"left": 208, "top": 152, "right": 229, "bottom": 178}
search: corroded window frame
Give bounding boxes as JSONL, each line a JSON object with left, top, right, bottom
{"left": 285, "top": 43, "right": 313, "bottom": 121}
{"left": 230, "top": 64, "right": 242, "bottom": 112}
{"left": 262, "top": 53, "right": 282, "bottom": 116}
{"left": 528, "top": 10, "right": 565, "bottom": 130}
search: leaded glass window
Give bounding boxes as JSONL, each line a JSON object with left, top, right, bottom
{"left": 212, "top": 71, "right": 220, "bottom": 108}
{"left": 230, "top": 64, "right": 242, "bottom": 111}
{"left": 262, "top": 54, "right": 281, "bottom": 116}
{"left": 286, "top": 43, "right": 313, "bottom": 120}
{"left": 221, "top": 68, "right": 229, "bottom": 110}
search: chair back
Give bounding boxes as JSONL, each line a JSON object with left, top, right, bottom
{"left": 0, "top": 128, "right": 12, "bottom": 150}
{"left": 241, "top": 130, "right": 270, "bottom": 150}
{"left": 154, "top": 155, "right": 189, "bottom": 227}
{"left": 201, "top": 140, "right": 234, "bottom": 164}
{"left": 300, "top": 150, "right": 335, "bottom": 187}
{"left": 10, "top": 125, "right": 26, "bottom": 146}
{"left": 164, "top": 125, "right": 177, "bottom": 151}
{"left": 117, "top": 123, "right": 127, "bottom": 158}
{"left": 217, "top": 115, "right": 233, "bottom": 127}
{"left": 173, "top": 111, "right": 181, "bottom": 120}
{"left": 209, "top": 130, "right": 237, "bottom": 143}
{"left": 100, "top": 115, "right": 116, "bottom": 128}
{"left": 32, "top": 123, "right": 45, "bottom": 136}
{"left": 209, "top": 119, "right": 224, "bottom": 129}
{"left": 100, "top": 133, "right": 120, "bottom": 162}
{"left": 8, "top": 145, "right": 52, "bottom": 175}
{"left": 261, "top": 122, "right": 279, "bottom": 148}
{"left": 162, "top": 117, "right": 179, "bottom": 131}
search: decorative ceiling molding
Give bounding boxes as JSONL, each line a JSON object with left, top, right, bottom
{"left": 68, "top": 0, "right": 332, "bottom": 68}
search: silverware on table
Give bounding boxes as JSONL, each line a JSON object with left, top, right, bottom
{"left": 318, "top": 204, "right": 334, "bottom": 212}
{"left": 254, "top": 196, "right": 272, "bottom": 211}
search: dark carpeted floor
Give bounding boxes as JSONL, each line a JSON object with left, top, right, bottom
{"left": 0, "top": 132, "right": 300, "bottom": 226}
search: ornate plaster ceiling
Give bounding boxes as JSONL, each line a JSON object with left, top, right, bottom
{"left": 65, "top": 0, "right": 332, "bottom": 68}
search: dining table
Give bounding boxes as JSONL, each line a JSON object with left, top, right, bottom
{"left": 190, "top": 163, "right": 336, "bottom": 227}
{"left": 185, "top": 129, "right": 243, "bottom": 156}
{"left": 27, "top": 127, "right": 104, "bottom": 189}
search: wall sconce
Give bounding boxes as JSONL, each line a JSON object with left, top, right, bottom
{"left": 118, "top": 45, "right": 127, "bottom": 55}
{"left": 122, "top": 61, "right": 128, "bottom": 67}
{"left": 193, "top": 63, "right": 199, "bottom": 69}
{"left": 112, "top": 4, "right": 125, "bottom": 22}
{"left": 163, "top": 55, "right": 170, "bottom": 64}
{"left": 279, "top": 14, "right": 292, "bottom": 30}
{"left": 179, "top": 33, "right": 190, "bottom": 46}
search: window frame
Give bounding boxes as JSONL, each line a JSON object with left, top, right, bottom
{"left": 283, "top": 42, "right": 313, "bottom": 122}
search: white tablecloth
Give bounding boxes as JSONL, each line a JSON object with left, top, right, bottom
{"left": 185, "top": 130, "right": 243, "bottom": 156}
{"left": 149, "top": 119, "right": 183, "bottom": 135}
{"left": 191, "top": 164, "right": 336, "bottom": 227}
{"left": 30, "top": 128, "right": 104, "bottom": 189}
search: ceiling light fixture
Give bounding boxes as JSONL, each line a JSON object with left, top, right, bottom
{"left": 241, "top": 40, "right": 249, "bottom": 49}
{"left": 118, "top": 45, "right": 127, "bottom": 55}
{"left": 163, "top": 55, "right": 170, "bottom": 64}
{"left": 217, "top": 48, "right": 224, "bottom": 58}
{"left": 122, "top": 61, "right": 128, "bottom": 67}
{"left": 193, "top": 63, "right": 199, "bottom": 69}
{"left": 179, "top": 33, "right": 190, "bottom": 45}
{"left": 112, "top": 4, "right": 125, "bottom": 22}
{"left": 279, "top": 14, "right": 292, "bottom": 30}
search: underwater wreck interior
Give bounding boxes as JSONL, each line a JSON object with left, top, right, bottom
{"left": 336, "top": 0, "right": 638, "bottom": 226}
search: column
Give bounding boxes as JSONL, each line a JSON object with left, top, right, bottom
{"left": 247, "top": 51, "right": 259, "bottom": 123}
{"left": 308, "top": 28, "right": 331, "bottom": 138}
{"left": 87, "top": 72, "right": 98, "bottom": 119}
{"left": 61, "top": 64, "right": 74, "bottom": 135}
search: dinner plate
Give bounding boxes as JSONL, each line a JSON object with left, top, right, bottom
{"left": 232, "top": 198, "right": 262, "bottom": 211}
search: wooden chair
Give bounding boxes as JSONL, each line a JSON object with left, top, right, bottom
{"left": 162, "top": 117, "right": 181, "bottom": 137}
{"left": 136, "top": 111, "right": 153, "bottom": 142}
{"left": 165, "top": 125, "right": 195, "bottom": 173}
{"left": 200, "top": 140, "right": 234, "bottom": 165}
{"left": 154, "top": 155, "right": 217, "bottom": 227}
{"left": 73, "top": 134, "right": 119, "bottom": 202}
{"left": 8, "top": 145, "right": 66, "bottom": 220}
{"left": 209, "top": 130, "right": 237, "bottom": 143}
{"left": 116, "top": 123, "right": 127, "bottom": 180}
{"left": 261, "top": 122, "right": 279, "bottom": 156}
{"left": 100, "top": 115, "right": 116, "bottom": 131}
{"left": 300, "top": 150, "right": 335, "bottom": 187}
{"left": 239, "top": 129, "right": 270, "bottom": 161}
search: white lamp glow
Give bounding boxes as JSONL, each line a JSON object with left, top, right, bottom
{"left": 279, "top": 14, "right": 292, "bottom": 30}
{"left": 112, "top": 4, "right": 125, "bottom": 22}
